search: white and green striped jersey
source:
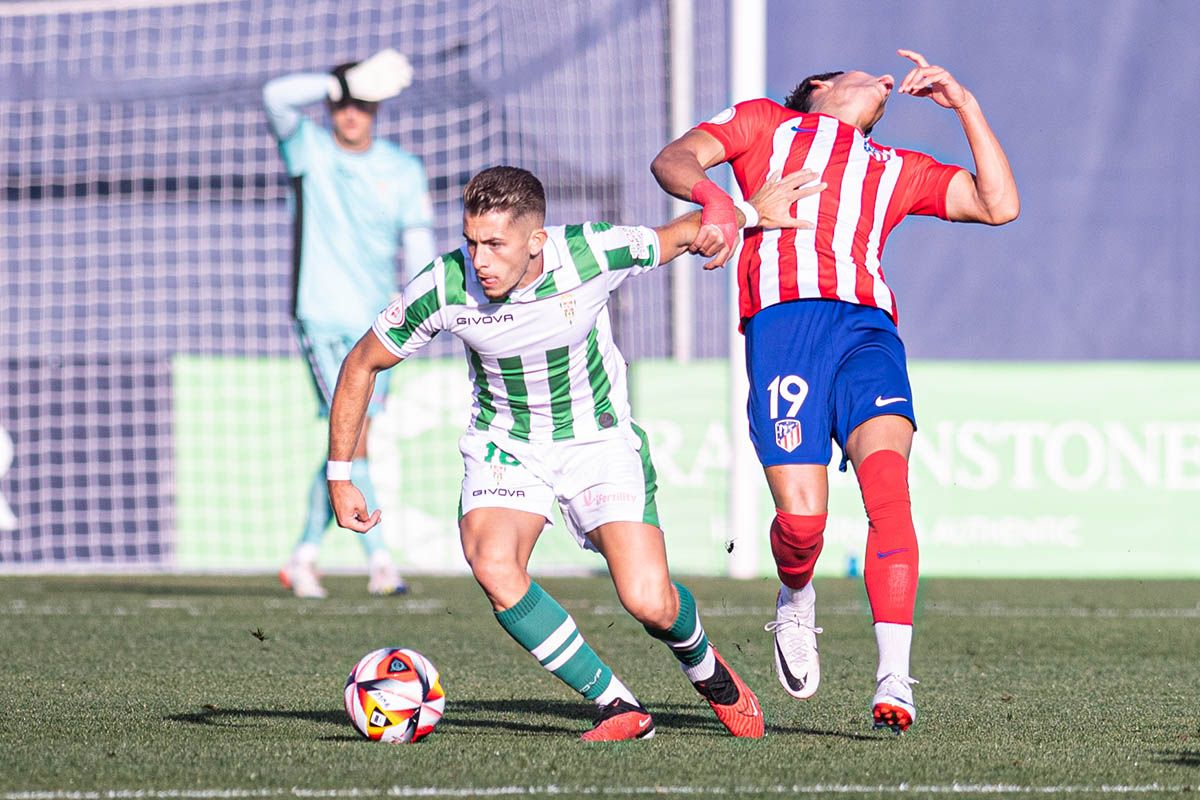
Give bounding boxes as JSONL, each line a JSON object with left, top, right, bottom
{"left": 371, "top": 222, "right": 661, "bottom": 443}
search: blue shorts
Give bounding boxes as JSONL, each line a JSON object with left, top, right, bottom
{"left": 744, "top": 300, "right": 916, "bottom": 471}
{"left": 297, "top": 321, "right": 390, "bottom": 418}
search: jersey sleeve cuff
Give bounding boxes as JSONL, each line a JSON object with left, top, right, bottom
{"left": 934, "top": 166, "right": 967, "bottom": 220}
{"left": 695, "top": 121, "right": 736, "bottom": 156}
{"left": 371, "top": 318, "right": 408, "bottom": 359}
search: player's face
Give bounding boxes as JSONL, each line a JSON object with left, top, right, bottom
{"left": 822, "top": 70, "right": 894, "bottom": 131}
{"left": 463, "top": 210, "right": 547, "bottom": 302}
{"left": 329, "top": 101, "right": 378, "bottom": 151}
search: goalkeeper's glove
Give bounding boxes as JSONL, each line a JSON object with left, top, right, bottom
{"left": 328, "top": 48, "right": 414, "bottom": 104}
{"left": 690, "top": 178, "right": 739, "bottom": 253}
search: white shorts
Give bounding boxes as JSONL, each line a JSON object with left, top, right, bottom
{"left": 458, "top": 424, "right": 661, "bottom": 551}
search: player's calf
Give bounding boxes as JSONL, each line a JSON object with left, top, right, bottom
{"left": 767, "top": 512, "right": 826, "bottom": 698}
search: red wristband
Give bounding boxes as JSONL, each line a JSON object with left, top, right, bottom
{"left": 690, "top": 178, "right": 739, "bottom": 252}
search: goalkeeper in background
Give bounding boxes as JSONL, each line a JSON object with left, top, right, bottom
{"left": 263, "top": 49, "right": 436, "bottom": 598}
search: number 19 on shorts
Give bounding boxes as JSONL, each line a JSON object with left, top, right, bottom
{"left": 768, "top": 374, "right": 808, "bottom": 453}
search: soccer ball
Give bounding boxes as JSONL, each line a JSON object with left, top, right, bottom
{"left": 343, "top": 647, "right": 446, "bottom": 743}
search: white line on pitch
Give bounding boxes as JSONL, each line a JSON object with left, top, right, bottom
{"left": 588, "top": 602, "right": 1200, "bottom": 619}
{"left": 3, "top": 784, "right": 1196, "bottom": 799}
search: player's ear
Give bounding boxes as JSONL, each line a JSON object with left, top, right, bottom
{"left": 528, "top": 226, "right": 548, "bottom": 257}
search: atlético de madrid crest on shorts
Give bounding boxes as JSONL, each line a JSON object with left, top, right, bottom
{"left": 775, "top": 419, "right": 802, "bottom": 452}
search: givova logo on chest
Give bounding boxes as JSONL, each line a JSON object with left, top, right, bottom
{"left": 456, "top": 313, "right": 515, "bottom": 325}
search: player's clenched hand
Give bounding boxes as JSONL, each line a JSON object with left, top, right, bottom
{"left": 897, "top": 49, "right": 969, "bottom": 110}
{"left": 748, "top": 169, "right": 825, "bottom": 231}
{"left": 689, "top": 177, "right": 739, "bottom": 269}
{"left": 691, "top": 223, "right": 731, "bottom": 270}
{"left": 329, "top": 481, "right": 382, "bottom": 533}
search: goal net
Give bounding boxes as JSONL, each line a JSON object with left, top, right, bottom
{"left": 0, "top": 0, "right": 731, "bottom": 573}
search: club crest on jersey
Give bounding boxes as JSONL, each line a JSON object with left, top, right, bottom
{"left": 775, "top": 419, "right": 802, "bottom": 453}
{"left": 707, "top": 106, "right": 735, "bottom": 125}
{"left": 624, "top": 227, "right": 651, "bottom": 261}
{"left": 560, "top": 295, "right": 576, "bottom": 324}
{"left": 490, "top": 463, "right": 506, "bottom": 484}
{"left": 382, "top": 296, "right": 407, "bottom": 326}
{"left": 863, "top": 139, "right": 893, "bottom": 162}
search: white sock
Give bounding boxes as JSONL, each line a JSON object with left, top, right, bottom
{"left": 778, "top": 581, "right": 815, "bottom": 610}
{"left": 680, "top": 645, "right": 717, "bottom": 683}
{"left": 874, "top": 622, "right": 913, "bottom": 680}
{"left": 595, "top": 675, "right": 638, "bottom": 707}
{"left": 368, "top": 550, "right": 394, "bottom": 570}
{"left": 294, "top": 542, "right": 320, "bottom": 565}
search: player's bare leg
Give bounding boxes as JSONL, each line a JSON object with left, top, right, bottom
{"left": 461, "top": 508, "right": 648, "bottom": 741}
{"left": 591, "top": 522, "right": 764, "bottom": 738}
{"left": 846, "top": 414, "right": 919, "bottom": 732}
{"left": 762, "top": 464, "right": 828, "bottom": 700}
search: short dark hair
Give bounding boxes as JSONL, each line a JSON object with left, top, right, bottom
{"left": 783, "top": 71, "right": 845, "bottom": 112}
{"left": 463, "top": 166, "right": 546, "bottom": 222}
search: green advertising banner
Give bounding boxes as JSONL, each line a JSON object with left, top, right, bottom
{"left": 174, "top": 357, "right": 1199, "bottom": 577}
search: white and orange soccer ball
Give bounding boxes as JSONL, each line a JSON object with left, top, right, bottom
{"left": 343, "top": 647, "right": 445, "bottom": 743}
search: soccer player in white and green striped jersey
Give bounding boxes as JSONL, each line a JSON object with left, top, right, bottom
{"left": 327, "top": 165, "right": 822, "bottom": 741}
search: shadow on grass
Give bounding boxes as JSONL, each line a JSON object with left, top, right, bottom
{"left": 167, "top": 707, "right": 344, "bottom": 727}
{"left": 440, "top": 698, "right": 733, "bottom": 737}
{"left": 1151, "top": 749, "right": 1200, "bottom": 768}
{"left": 167, "top": 700, "right": 881, "bottom": 742}
{"left": 768, "top": 724, "right": 879, "bottom": 742}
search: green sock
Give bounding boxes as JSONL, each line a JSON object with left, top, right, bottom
{"left": 495, "top": 581, "right": 635, "bottom": 705}
{"left": 644, "top": 582, "right": 716, "bottom": 682}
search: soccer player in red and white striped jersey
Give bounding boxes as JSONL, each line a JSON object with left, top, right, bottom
{"left": 652, "top": 50, "right": 1019, "bottom": 732}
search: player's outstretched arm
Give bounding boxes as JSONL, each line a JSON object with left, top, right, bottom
{"left": 897, "top": 49, "right": 1020, "bottom": 225}
{"left": 654, "top": 169, "right": 825, "bottom": 269}
{"left": 327, "top": 332, "right": 401, "bottom": 533}
{"left": 262, "top": 72, "right": 332, "bottom": 141}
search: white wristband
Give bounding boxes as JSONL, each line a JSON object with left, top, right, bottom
{"left": 734, "top": 198, "right": 759, "bottom": 229}
{"left": 326, "top": 460, "right": 353, "bottom": 481}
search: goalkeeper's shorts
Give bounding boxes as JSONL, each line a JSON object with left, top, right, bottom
{"left": 296, "top": 320, "right": 391, "bottom": 418}
{"left": 457, "top": 423, "right": 661, "bottom": 551}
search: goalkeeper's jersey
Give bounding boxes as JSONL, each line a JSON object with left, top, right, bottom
{"left": 372, "top": 223, "right": 661, "bottom": 444}
{"left": 279, "top": 118, "right": 433, "bottom": 331}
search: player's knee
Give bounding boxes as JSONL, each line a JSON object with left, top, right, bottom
{"left": 465, "top": 551, "right": 524, "bottom": 598}
{"left": 770, "top": 510, "right": 827, "bottom": 589}
{"left": 618, "top": 581, "right": 676, "bottom": 630}
{"left": 856, "top": 449, "right": 912, "bottom": 517}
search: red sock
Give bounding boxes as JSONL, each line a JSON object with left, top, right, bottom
{"left": 770, "top": 510, "right": 827, "bottom": 589}
{"left": 858, "top": 450, "right": 919, "bottom": 625}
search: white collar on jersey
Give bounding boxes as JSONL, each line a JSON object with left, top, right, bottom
{"left": 506, "top": 233, "right": 565, "bottom": 301}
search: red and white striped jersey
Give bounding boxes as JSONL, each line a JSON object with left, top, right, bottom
{"left": 697, "top": 98, "right": 964, "bottom": 325}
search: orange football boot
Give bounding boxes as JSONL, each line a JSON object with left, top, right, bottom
{"left": 692, "top": 647, "right": 765, "bottom": 738}
{"left": 580, "top": 698, "right": 656, "bottom": 742}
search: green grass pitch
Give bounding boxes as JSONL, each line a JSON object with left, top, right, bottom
{"left": 0, "top": 575, "right": 1196, "bottom": 798}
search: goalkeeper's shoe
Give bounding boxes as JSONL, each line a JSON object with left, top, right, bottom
{"left": 580, "top": 698, "right": 655, "bottom": 742}
{"left": 872, "top": 673, "right": 918, "bottom": 733}
{"left": 764, "top": 587, "right": 823, "bottom": 699}
{"left": 692, "top": 648, "right": 765, "bottom": 738}
{"left": 367, "top": 561, "right": 409, "bottom": 596}
{"left": 279, "top": 560, "right": 327, "bottom": 599}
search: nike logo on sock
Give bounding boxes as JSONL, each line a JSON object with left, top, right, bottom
{"left": 876, "top": 547, "right": 911, "bottom": 559}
